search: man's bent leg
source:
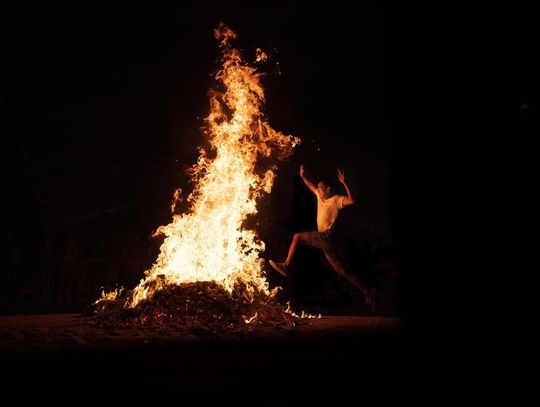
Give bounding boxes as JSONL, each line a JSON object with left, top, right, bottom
{"left": 284, "top": 231, "right": 321, "bottom": 266}
{"left": 323, "top": 250, "right": 370, "bottom": 297}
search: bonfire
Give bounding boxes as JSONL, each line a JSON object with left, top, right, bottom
{"left": 88, "top": 24, "right": 318, "bottom": 334}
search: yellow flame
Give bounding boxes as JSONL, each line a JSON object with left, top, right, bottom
{"left": 94, "top": 286, "right": 124, "bottom": 305}
{"left": 244, "top": 312, "right": 258, "bottom": 324}
{"left": 284, "top": 301, "right": 321, "bottom": 319}
{"left": 129, "top": 24, "right": 300, "bottom": 307}
{"left": 255, "top": 48, "right": 268, "bottom": 62}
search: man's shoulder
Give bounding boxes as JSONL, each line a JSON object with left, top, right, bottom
{"left": 329, "top": 195, "right": 346, "bottom": 204}
{"left": 331, "top": 194, "right": 347, "bottom": 200}
{"left": 332, "top": 194, "right": 347, "bottom": 209}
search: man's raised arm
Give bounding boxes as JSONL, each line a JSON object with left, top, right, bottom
{"left": 337, "top": 168, "right": 355, "bottom": 206}
{"left": 300, "top": 164, "right": 317, "bottom": 195}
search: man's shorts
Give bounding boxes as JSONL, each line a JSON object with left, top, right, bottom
{"left": 304, "top": 229, "right": 353, "bottom": 273}
{"left": 304, "top": 230, "right": 340, "bottom": 262}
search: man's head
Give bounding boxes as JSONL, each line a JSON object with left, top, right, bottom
{"left": 317, "top": 181, "right": 332, "bottom": 199}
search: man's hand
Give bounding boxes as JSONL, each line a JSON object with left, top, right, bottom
{"left": 337, "top": 168, "right": 355, "bottom": 206}
{"left": 299, "top": 164, "right": 317, "bottom": 195}
{"left": 337, "top": 168, "right": 346, "bottom": 184}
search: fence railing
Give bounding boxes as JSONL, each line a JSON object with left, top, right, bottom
{"left": 1, "top": 258, "right": 151, "bottom": 312}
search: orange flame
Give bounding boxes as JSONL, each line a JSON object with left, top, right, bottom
{"left": 128, "top": 24, "right": 300, "bottom": 307}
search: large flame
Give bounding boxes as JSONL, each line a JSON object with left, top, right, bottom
{"left": 129, "top": 24, "right": 300, "bottom": 307}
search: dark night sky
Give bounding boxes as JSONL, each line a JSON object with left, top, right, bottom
{"left": 3, "top": 1, "right": 391, "bottom": 249}
{"left": 1, "top": 0, "right": 536, "bottom": 395}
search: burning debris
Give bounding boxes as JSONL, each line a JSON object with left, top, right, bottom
{"left": 87, "top": 281, "right": 316, "bottom": 335}
{"left": 89, "top": 24, "right": 312, "bottom": 335}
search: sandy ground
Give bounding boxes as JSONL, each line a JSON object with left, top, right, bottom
{"left": 1, "top": 313, "right": 405, "bottom": 404}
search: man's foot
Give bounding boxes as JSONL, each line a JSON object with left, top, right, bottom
{"left": 269, "top": 260, "right": 288, "bottom": 277}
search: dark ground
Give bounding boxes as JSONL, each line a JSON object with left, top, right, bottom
{"left": 2, "top": 314, "right": 403, "bottom": 405}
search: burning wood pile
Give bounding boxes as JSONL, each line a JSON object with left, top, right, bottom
{"left": 87, "top": 281, "right": 310, "bottom": 335}
{"left": 88, "top": 24, "right": 314, "bottom": 335}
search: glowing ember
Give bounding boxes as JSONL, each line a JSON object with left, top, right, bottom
{"left": 100, "top": 23, "right": 300, "bottom": 314}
